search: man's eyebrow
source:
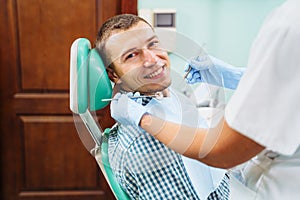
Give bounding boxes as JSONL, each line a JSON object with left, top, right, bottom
{"left": 146, "top": 35, "right": 158, "bottom": 42}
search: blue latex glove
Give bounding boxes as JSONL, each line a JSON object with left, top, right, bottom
{"left": 185, "top": 55, "right": 245, "bottom": 90}
{"left": 110, "top": 93, "right": 148, "bottom": 126}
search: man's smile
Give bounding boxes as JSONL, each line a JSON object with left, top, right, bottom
{"left": 144, "top": 65, "right": 166, "bottom": 79}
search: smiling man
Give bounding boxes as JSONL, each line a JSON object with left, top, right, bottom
{"left": 100, "top": 18, "right": 171, "bottom": 95}
{"left": 95, "top": 14, "right": 229, "bottom": 200}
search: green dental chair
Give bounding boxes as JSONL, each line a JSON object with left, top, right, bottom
{"left": 68, "top": 32, "right": 218, "bottom": 200}
{"left": 69, "top": 38, "right": 130, "bottom": 200}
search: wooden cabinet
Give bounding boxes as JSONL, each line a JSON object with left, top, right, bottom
{"left": 0, "top": 0, "right": 136, "bottom": 199}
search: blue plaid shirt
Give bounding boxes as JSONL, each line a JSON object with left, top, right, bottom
{"left": 108, "top": 123, "right": 229, "bottom": 200}
{"left": 108, "top": 90, "right": 229, "bottom": 199}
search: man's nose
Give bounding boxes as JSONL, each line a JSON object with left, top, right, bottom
{"left": 142, "top": 49, "right": 158, "bottom": 67}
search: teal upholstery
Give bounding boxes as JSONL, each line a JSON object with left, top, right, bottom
{"left": 70, "top": 38, "right": 130, "bottom": 199}
{"left": 102, "top": 128, "right": 130, "bottom": 200}
{"left": 70, "top": 38, "right": 112, "bottom": 114}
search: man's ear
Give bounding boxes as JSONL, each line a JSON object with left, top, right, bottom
{"left": 106, "top": 67, "right": 122, "bottom": 84}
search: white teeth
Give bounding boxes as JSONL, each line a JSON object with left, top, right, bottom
{"left": 146, "top": 67, "right": 163, "bottom": 78}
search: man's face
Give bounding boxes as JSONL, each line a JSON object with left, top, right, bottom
{"left": 105, "top": 22, "right": 171, "bottom": 95}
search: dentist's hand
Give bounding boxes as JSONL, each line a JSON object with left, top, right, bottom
{"left": 185, "top": 54, "right": 215, "bottom": 84}
{"left": 110, "top": 93, "right": 148, "bottom": 126}
{"left": 185, "top": 55, "right": 245, "bottom": 90}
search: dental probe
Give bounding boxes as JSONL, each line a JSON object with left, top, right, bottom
{"left": 101, "top": 92, "right": 163, "bottom": 102}
{"left": 184, "top": 66, "right": 192, "bottom": 79}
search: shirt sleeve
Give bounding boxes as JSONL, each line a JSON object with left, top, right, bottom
{"left": 225, "top": 2, "right": 300, "bottom": 156}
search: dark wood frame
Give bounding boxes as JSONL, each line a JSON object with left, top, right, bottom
{"left": 122, "top": 0, "right": 137, "bottom": 15}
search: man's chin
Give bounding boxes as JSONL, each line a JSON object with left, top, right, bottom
{"left": 137, "top": 83, "right": 171, "bottom": 95}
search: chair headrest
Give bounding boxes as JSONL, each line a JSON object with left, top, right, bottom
{"left": 70, "top": 38, "right": 112, "bottom": 114}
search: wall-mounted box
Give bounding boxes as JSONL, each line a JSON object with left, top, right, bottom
{"left": 153, "top": 9, "right": 176, "bottom": 29}
{"left": 139, "top": 9, "right": 176, "bottom": 30}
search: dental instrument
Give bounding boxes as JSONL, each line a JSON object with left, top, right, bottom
{"left": 101, "top": 92, "right": 163, "bottom": 102}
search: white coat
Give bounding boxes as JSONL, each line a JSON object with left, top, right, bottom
{"left": 225, "top": 0, "right": 300, "bottom": 199}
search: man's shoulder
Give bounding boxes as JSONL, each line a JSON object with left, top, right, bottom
{"left": 108, "top": 123, "right": 180, "bottom": 158}
{"left": 108, "top": 123, "right": 148, "bottom": 150}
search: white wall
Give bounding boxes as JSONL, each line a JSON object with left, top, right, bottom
{"left": 138, "top": 0, "right": 285, "bottom": 67}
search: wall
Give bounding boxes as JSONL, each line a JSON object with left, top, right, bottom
{"left": 138, "top": 0, "right": 285, "bottom": 67}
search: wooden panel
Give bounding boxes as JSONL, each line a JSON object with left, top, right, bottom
{"left": 19, "top": 190, "right": 105, "bottom": 200}
{"left": 14, "top": 93, "right": 115, "bottom": 129}
{"left": 14, "top": 93, "right": 70, "bottom": 114}
{"left": 21, "top": 116, "right": 99, "bottom": 189}
{"left": 97, "top": 0, "right": 121, "bottom": 28}
{"left": 17, "top": 0, "right": 97, "bottom": 90}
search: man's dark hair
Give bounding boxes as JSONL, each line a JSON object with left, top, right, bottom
{"left": 95, "top": 14, "right": 152, "bottom": 68}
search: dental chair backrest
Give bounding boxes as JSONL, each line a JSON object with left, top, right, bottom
{"left": 69, "top": 38, "right": 130, "bottom": 200}
{"left": 70, "top": 38, "right": 112, "bottom": 114}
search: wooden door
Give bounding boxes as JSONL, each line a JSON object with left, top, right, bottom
{"left": 0, "top": 0, "right": 137, "bottom": 200}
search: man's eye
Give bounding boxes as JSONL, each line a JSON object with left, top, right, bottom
{"left": 148, "top": 41, "right": 160, "bottom": 48}
{"left": 125, "top": 52, "right": 137, "bottom": 60}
